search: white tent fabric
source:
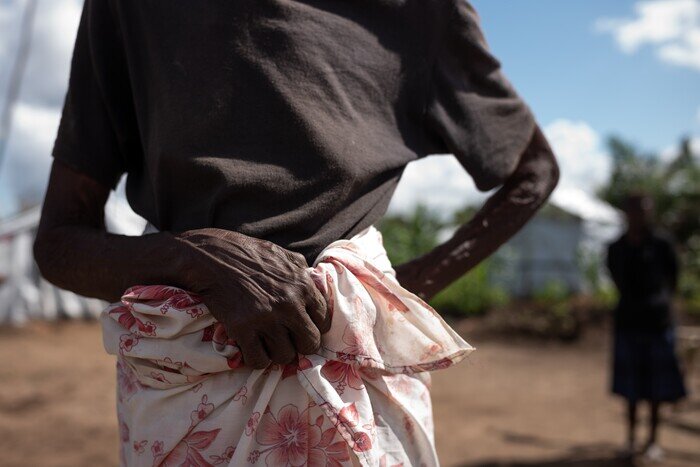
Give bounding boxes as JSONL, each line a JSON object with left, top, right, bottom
{"left": 551, "top": 186, "right": 623, "bottom": 256}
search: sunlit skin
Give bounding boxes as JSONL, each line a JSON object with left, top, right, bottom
{"left": 34, "top": 125, "right": 558, "bottom": 369}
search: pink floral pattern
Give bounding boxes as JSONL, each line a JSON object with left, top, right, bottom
{"left": 190, "top": 395, "right": 215, "bottom": 428}
{"left": 102, "top": 225, "right": 473, "bottom": 466}
{"left": 159, "top": 429, "right": 221, "bottom": 467}
{"left": 255, "top": 404, "right": 312, "bottom": 465}
{"left": 151, "top": 440, "right": 164, "bottom": 459}
{"left": 119, "top": 333, "right": 139, "bottom": 354}
{"left": 321, "top": 360, "right": 365, "bottom": 394}
{"left": 246, "top": 412, "right": 261, "bottom": 436}
{"left": 133, "top": 440, "right": 147, "bottom": 454}
{"left": 116, "top": 360, "right": 142, "bottom": 402}
{"left": 209, "top": 446, "right": 235, "bottom": 465}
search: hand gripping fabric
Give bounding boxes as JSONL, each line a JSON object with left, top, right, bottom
{"left": 102, "top": 225, "right": 474, "bottom": 466}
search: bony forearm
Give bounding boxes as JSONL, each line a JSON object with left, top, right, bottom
{"left": 34, "top": 160, "right": 202, "bottom": 302}
{"left": 397, "top": 127, "right": 559, "bottom": 300}
{"left": 33, "top": 224, "right": 192, "bottom": 302}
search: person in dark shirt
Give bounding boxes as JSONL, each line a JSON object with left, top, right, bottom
{"left": 606, "top": 193, "right": 687, "bottom": 460}
{"left": 35, "top": 0, "right": 559, "bottom": 372}
{"left": 33, "top": 1, "right": 560, "bottom": 463}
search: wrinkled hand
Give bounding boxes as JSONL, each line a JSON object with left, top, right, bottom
{"left": 176, "top": 228, "right": 331, "bottom": 369}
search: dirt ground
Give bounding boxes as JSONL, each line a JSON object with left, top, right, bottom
{"left": 0, "top": 320, "right": 698, "bottom": 467}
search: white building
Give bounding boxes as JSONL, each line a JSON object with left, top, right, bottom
{"left": 491, "top": 187, "right": 623, "bottom": 297}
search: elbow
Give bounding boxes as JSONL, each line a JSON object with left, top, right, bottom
{"left": 33, "top": 229, "right": 52, "bottom": 281}
{"left": 525, "top": 125, "right": 560, "bottom": 202}
{"left": 527, "top": 128, "right": 560, "bottom": 202}
{"left": 33, "top": 227, "right": 64, "bottom": 288}
{"left": 515, "top": 145, "right": 560, "bottom": 206}
{"left": 499, "top": 126, "right": 561, "bottom": 205}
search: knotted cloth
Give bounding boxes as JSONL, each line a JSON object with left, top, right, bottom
{"left": 101, "top": 225, "right": 474, "bottom": 466}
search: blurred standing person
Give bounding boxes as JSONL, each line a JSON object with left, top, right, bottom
{"left": 606, "top": 193, "right": 687, "bottom": 461}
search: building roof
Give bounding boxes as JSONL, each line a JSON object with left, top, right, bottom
{"left": 549, "top": 187, "right": 622, "bottom": 226}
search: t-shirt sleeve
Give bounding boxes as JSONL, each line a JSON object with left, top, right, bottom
{"left": 52, "top": 0, "right": 134, "bottom": 189}
{"left": 423, "top": 0, "right": 537, "bottom": 191}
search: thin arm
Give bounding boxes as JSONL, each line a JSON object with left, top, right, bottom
{"left": 395, "top": 125, "right": 560, "bottom": 300}
{"left": 33, "top": 160, "right": 191, "bottom": 302}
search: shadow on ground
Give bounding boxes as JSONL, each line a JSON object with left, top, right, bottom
{"left": 459, "top": 428, "right": 700, "bottom": 467}
{"left": 461, "top": 458, "right": 633, "bottom": 467}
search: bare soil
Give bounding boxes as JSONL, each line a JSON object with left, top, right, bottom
{"left": 0, "top": 320, "right": 698, "bottom": 467}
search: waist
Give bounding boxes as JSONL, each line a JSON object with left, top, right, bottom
{"left": 142, "top": 222, "right": 393, "bottom": 274}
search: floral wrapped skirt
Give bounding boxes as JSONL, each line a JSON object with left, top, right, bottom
{"left": 101, "top": 225, "right": 473, "bottom": 466}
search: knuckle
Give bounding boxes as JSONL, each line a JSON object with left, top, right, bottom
{"left": 288, "top": 251, "right": 308, "bottom": 267}
{"left": 277, "top": 289, "right": 306, "bottom": 311}
{"left": 275, "top": 350, "right": 296, "bottom": 365}
{"left": 246, "top": 353, "right": 270, "bottom": 369}
{"left": 237, "top": 341, "right": 269, "bottom": 369}
{"left": 274, "top": 287, "right": 298, "bottom": 305}
{"left": 264, "top": 243, "right": 278, "bottom": 256}
{"left": 302, "top": 276, "right": 321, "bottom": 298}
{"left": 312, "top": 289, "right": 328, "bottom": 312}
{"left": 284, "top": 306, "right": 309, "bottom": 328}
{"left": 251, "top": 359, "right": 269, "bottom": 370}
{"left": 255, "top": 301, "right": 274, "bottom": 317}
{"left": 319, "top": 314, "right": 332, "bottom": 334}
{"left": 299, "top": 331, "right": 321, "bottom": 354}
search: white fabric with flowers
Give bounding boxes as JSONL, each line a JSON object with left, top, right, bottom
{"left": 102, "top": 225, "right": 473, "bottom": 466}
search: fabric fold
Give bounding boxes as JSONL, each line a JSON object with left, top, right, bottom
{"left": 102, "top": 225, "right": 473, "bottom": 466}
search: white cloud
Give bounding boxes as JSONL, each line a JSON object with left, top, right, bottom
{"left": 0, "top": 103, "right": 61, "bottom": 207}
{"left": 690, "top": 136, "right": 699, "bottom": 153}
{"left": 388, "top": 154, "right": 488, "bottom": 218}
{"left": 0, "top": 0, "right": 82, "bottom": 216}
{"left": 543, "top": 120, "right": 611, "bottom": 194}
{"left": 21, "top": 0, "right": 82, "bottom": 107}
{"left": 595, "top": 0, "right": 700, "bottom": 71}
{"left": 660, "top": 135, "right": 700, "bottom": 162}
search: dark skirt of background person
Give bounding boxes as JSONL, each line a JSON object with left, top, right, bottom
{"left": 612, "top": 327, "right": 687, "bottom": 402}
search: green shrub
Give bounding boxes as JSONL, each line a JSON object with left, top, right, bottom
{"left": 377, "top": 204, "right": 443, "bottom": 266}
{"left": 429, "top": 260, "right": 509, "bottom": 317}
{"left": 593, "top": 284, "right": 618, "bottom": 310}
{"left": 532, "top": 279, "right": 570, "bottom": 303}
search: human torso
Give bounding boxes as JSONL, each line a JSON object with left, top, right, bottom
{"left": 110, "top": 0, "right": 444, "bottom": 263}
{"left": 609, "top": 231, "right": 676, "bottom": 331}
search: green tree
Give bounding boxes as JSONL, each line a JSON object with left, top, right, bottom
{"left": 598, "top": 136, "right": 664, "bottom": 209}
{"left": 376, "top": 204, "right": 444, "bottom": 265}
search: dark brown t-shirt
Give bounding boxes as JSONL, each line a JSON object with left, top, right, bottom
{"left": 53, "top": 0, "right": 536, "bottom": 264}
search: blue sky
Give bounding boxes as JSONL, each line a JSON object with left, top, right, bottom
{"left": 0, "top": 0, "right": 699, "bottom": 220}
{"left": 472, "top": 0, "right": 700, "bottom": 151}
